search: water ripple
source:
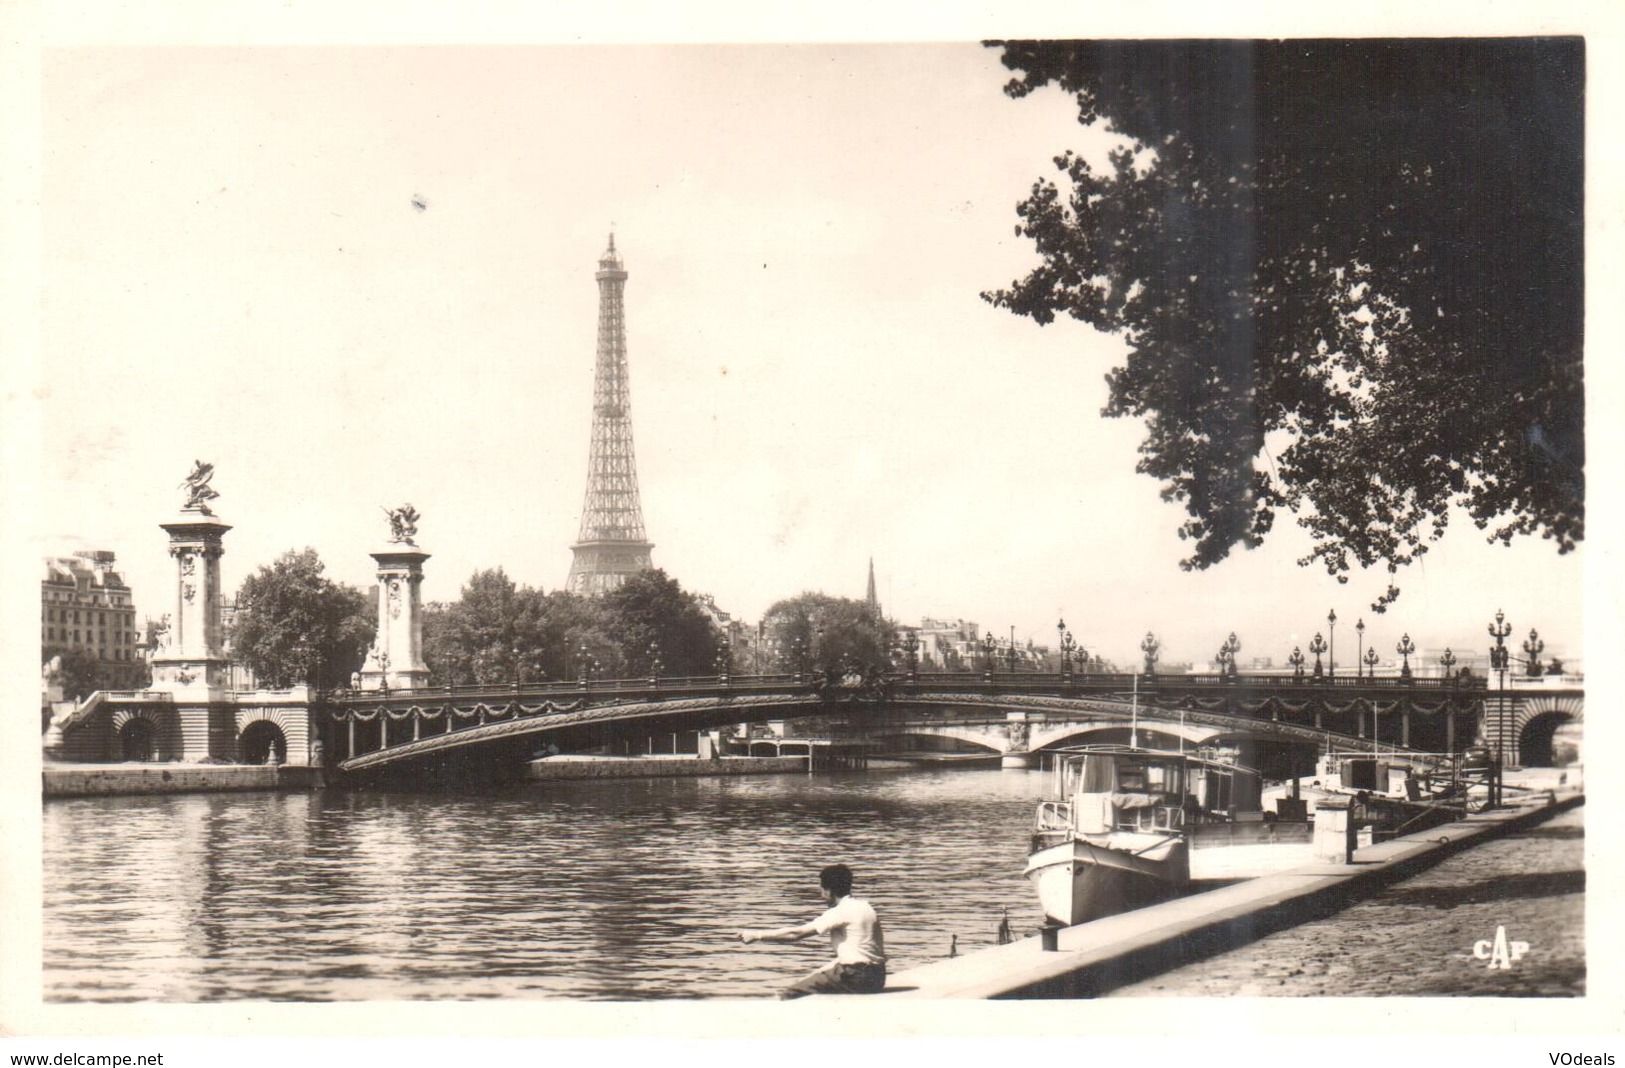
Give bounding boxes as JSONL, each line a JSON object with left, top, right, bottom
{"left": 44, "top": 768, "right": 1051, "bottom": 1001}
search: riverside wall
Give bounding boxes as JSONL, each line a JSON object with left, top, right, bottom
{"left": 43, "top": 763, "right": 320, "bottom": 799}
{"left": 526, "top": 756, "right": 807, "bottom": 780}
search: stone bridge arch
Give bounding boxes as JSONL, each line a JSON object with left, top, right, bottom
{"left": 867, "top": 724, "right": 1009, "bottom": 755}
{"left": 1511, "top": 693, "right": 1583, "bottom": 767}
{"left": 110, "top": 707, "right": 179, "bottom": 763}
{"left": 235, "top": 705, "right": 311, "bottom": 766}
{"left": 1028, "top": 718, "right": 1224, "bottom": 752}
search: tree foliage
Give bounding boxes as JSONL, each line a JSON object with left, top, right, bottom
{"left": 41, "top": 647, "right": 146, "bottom": 701}
{"left": 600, "top": 570, "right": 726, "bottom": 677}
{"left": 423, "top": 569, "right": 550, "bottom": 685}
{"left": 985, "top": 39, "right": 1583, "bottom": 609}
{"left": 421, "top": 568, "right": 723, "bottom": 685}
{"left": 761, "top": 592, "right": 894, "bottom": 672}
{"left": 229, "top": 548, "right": 374, "bottom": 688}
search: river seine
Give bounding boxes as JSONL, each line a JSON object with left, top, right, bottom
{"left": 42, "top": 767, "right": 1051, "bottom": 1001}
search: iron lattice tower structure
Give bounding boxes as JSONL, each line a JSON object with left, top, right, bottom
{"left": 566, "top": 234, "right": 655, "bottom": 595}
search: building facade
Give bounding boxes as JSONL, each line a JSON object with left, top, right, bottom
{"left": 41, "top": 550, "right": 144, "bottom": 689}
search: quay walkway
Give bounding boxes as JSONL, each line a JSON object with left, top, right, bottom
{"left": 865, "top": 782, "right": 1582, "bottom": 999}
{"left": 1107, "top": 801, "right": 1584, "bottom": 996}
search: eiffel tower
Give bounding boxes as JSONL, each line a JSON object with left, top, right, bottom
{"left": 566, "top": 234, "right": 655, "bottom": 595}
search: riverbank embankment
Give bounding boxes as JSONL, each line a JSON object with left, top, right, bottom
{"left": 43, "top": 763, "right": 321, "bottom": 798}
{"left": 42, "top": 754, "right": 812, "bottom": 797}
{"left": 866, "top": 788, "right": 1582, "bottom": 999}
{"left": 526, "top": 755, "right": 807, "bottom": 780}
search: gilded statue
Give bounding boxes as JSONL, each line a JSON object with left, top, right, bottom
{"left": 180, "top": 460, "right": 220, "bottom": 514}
{"left": 385, "top": 503, "right": 421, "bottom": 544}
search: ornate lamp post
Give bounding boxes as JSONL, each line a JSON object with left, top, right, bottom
{"left": 576, "top": 641, "right": 590, "bottom": 687}
{"left": 715, "top": 636, "right": 732, "bottom": 681}
{"left": 981, "top": 632, "right": 997, "bottom": 676}
{"left": 1364, "top": 646, "right": 1379, "bottom": 677}
{"left": 1007, "top": 626, "right": 1019, "bottom": 673}
{"left": 1288, "top": 646, "right": 1305, "bottom": 680}
{"left": 1439, "top": 647, "right": 1456, "bottom": 682}
{"left": 1327, "top": 609, "right": 1337, "bottom": 679}
{"left": 1057, "top": 619, "right": 1076, "bottom": 676}
{"left": 648, "top": 640, "right": 662, "bottom": 684}
{"left": 293, "top": 639, "right": 312, "bottom": 690}
{"left": 1355, "top": 618, "right": 1365, "bottom": 679}
{"left": 1221, "top": 632, "right": 1241, "bottom": 680}
{"left": 1396, "top": 633, "right": 1416, "bottom": 680}
{"left": 376, "top": 650, "right": 390, "bottom": 695}
{"left": 1522, "top": 628, "right": 1545, "bottom": 678}
{"left": 1141, "top": 631, "right": 1161, "bottom": 677}
{"left": 902, "top": 631, "right": 920, "bottom": 679}
{"left": 1488, "top": 609, "right": 1512, "bottom": 766}
{"left": 1308, "top": 632, "right": 1327, "bottom": 679}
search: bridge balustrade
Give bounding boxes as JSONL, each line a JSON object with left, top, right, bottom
{"left": 323, "top": 669, "right": 1483, "bottom": 708}
{"left": 327, "top": 667, "right": 1495, "bottom": 771}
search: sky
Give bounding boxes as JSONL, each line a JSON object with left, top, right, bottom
{"left": 21, "top": 37, "right": 1602, "bottom": 674}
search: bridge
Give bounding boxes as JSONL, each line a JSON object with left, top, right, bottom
{"left": 46, "top": 668, "right": 1581, "bottom": 783}
{"left": 47, "top": 475, "right": 1582, "bottom": 787}
{"left": 313, "top": 670, "right": 1580, "bottom": 785}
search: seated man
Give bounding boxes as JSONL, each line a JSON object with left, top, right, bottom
{"left": 738, "top": 863, "right": 887, "bottom": 999}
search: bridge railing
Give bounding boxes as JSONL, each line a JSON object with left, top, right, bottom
{"left": 328, "top": 664, "right": 1496, "bottom": 770}
{"left": 891, "top": 671, "right": 1485, "bottom": 692}
{"left": 325, "top": 668, "right": 1488, "bottom": 707}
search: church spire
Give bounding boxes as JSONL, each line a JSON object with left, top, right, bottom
{"left": 866, "top": 557, "right": 879, "bottom": 616}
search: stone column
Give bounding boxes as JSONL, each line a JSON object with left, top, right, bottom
{"left": 359, "top": 541, "right": 430, "bottom": 691}
{"left": 150, "top": 509, "right": 233, "bottom": 699}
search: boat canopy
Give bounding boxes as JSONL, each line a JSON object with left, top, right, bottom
{"left": 1052, "top": 745, "right": 1263, "bottom": 816}
{"left": 1050, "top": 744, "right": 1261, "bottom": 779}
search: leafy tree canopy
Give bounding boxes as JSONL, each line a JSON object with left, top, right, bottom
{"left": 985, "top": 39, "right": 1583, "bottom": 610}
{"left": 230, "top": 548, "right": 374, "bottom": 688}
{"left": 761, "top": 592, "right": 894, "bottom": 672}
{"left": 41, "top": 647, "right": 146, "bottom": 702}
{"left": 422, "top": 569, "right": 607, "bottom": 685}
{"left": 422, "top": 568, "right": 722, "bottom": 685}
{"left": 600, "top": 569, "right": 726, "bottom": 677}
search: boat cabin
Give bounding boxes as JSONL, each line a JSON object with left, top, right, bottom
{"left": 1042, "top": 747, "right": 1264, "bottom": 837}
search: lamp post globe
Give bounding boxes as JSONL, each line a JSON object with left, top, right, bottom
{"left": 1488, "top": 610, "right": 1513, "bottom": 767}
{"left": 1522, "top": 628, "right": 1545, "bottom": 678}
{"left": 1327, "top": 609, "right": 1337, "bottom": 679}
{"left": 1141, "top": 631, "right": 1161, "bottom": 677}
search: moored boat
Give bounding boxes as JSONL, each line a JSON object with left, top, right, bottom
{"left": 1024, "top": 745, "right": 1314, "bottom": 926}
